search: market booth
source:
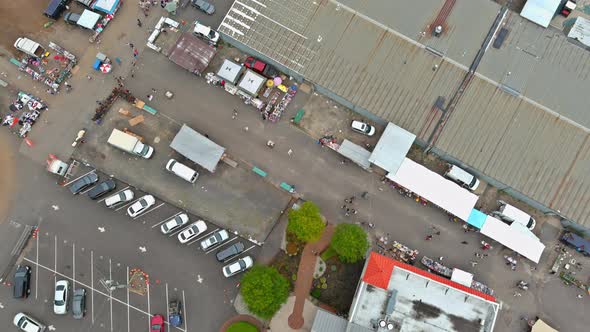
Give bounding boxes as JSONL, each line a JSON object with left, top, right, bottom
{"left": 77, "top": 9, "right": 101, "bottom": 30}
{"left": 387, "top": 158, "right": 479, "bottom": 222}
{"left": 480, "top": 216, "right": 545, "bottom": 263}
{"left": 337, "top": 139, "right": 371, "bottom": 170}
{"left": 170, "top": 124, "right": 225, "bottom": 173}
{"left": 217, "top": 59, "right": 243, "bottom": 85}
{"left": 369, "top": 122, "right": 416, "bottom": 175}
{"left": 237, "top": 69, "right": 265, "bottom": 98}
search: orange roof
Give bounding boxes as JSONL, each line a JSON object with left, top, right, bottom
{"left": 362, "top": 252, "right": 395, "bottom": 289}
{"left": 362, "top": 252, "right": 496, "bottom": 302}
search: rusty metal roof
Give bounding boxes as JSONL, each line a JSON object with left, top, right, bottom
{"left": 168, "top": 33, "right": 217, "bottom": 74}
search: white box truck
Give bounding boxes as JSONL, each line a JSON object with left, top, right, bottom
{"left": 14, "top": 37, "right": 45, "bottom": 58}
{"left": 107, "top": 129, "right": 154, "bottom": 159}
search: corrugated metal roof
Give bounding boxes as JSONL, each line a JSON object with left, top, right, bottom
{"left": 168, "top": 33, "right": 217, "bottom": 74}
{"left": 219, "top": 0, "right": 590, "bottom": 226}
{"left": 311, "top": 309, "right": 347, "bottom": 332}
{"left": 338, "top": 140, "right": 372, "bottom": 170}
{"left": 368, "top": 122, "right": 415, "bottom": 174}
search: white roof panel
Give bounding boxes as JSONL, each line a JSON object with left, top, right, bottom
{"left": 480, "top": 216, "right": 545, "bottom": 263}
{"left": 78, "top": 10, "right": 101, "bottom": 30}
{"left": 169, "top": 124, "right": 225, "bottom": 172}
{"left": 520, "top": 0, "right": 561, "bottom": 28}
{"left": 217, "top": 59, "right": 243, "bottom": 84}
{"left": 567, "top": 16, "right": 590, "bottom": 47}
{"left": 369, "top": 123, "right": 415, "bottom": 174}
{"left": 237, "top": 69, "right": 265, "bottom": 96}
{"left": 386, "top": 158, "right": 479, "bottom": 221}
{"left": 337, "top": 139, "right": 371, "bottom": 170}
{"left": 451, "top": 269, "right": 473, "bottom": 287}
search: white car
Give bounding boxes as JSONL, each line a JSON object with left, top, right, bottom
{"left": 13, "top": 313, "right": 46, "bottom": 332}
{"left": 53, "top": 280, "right": 69, "bottom": 315}
{"left": 127, "top": 195, "right": 155, "bottom": 218}
{"left": 200, "top": 229, "right": 229, "bottom": 250}
{"left": 351, "top": 120, "right": 376, "bottom": 136}
{"left": 193, "top": 21, "right": 220, "bottom": 44}
{"left": 222, "top": 256, "right": 253, "bottom": 277}
{"left": 160, "top": 213, "right": 189, "bottom": 234}
{"left": 177, "top": 220, "right": 207, "bottom": 244}
{"left": 104, "top": 189, "right": 134, "bottom": 208}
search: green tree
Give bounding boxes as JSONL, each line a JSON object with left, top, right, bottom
{"left": 287, "top": 201, "right": 325, "bottom": 242}
{"left": 330, "top": 223, "right": 369, "bottom": 263}
{"left": 240, "top": 266, "right": 289, "bottom": 319}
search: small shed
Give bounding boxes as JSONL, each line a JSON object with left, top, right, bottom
{"left": 337, "top": 140, "right": 371, "bottom": 170}
{"left": 168, "top": 33, "right": 217, "bottom": 75}
{"left": 237, "top": 69, "right": 265, "bottom": 97}
{"left": 217, "top": 59, "right": 243, "bottom": 85}
{"left": 77, "top": 10, "right": 101, "bottom": 30}
{"left": 170, "top": 124, "right": 225, "bottom": 172}
{"left": 369, "top": 122, "right": 416, "bottom": 175}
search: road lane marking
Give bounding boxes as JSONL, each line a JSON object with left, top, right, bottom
{"left": 97, "top": 186, "right": 129, "bottom": 203}
{"left": 151, "top": 211, "right": 182, "bottom": 228}
{"left": 109, "top": 258, "right": 113, "bottom": 332}
{"left": 187, "top": 228, "right": 219, "bottom": 246}
{"left": 62, "top": 169, "right": 95, "bottom": 187}
{"left": 91, "top": 250, "right": 94, "bottom": 324}
{"left": 132, "top": 202, "right": 165, "bottom": 220}
{"left": 35, "top": 232, "right": 39, "bottom": 299}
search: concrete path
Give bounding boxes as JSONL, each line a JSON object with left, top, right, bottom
{"left": 288, "top": 224, "right": 335, "bottom": 329}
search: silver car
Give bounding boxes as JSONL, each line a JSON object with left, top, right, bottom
{"left": 53, "top": 279, "right": 69, "bottom": 315}
{"left": 191, "top": 0, "right": 215, "bottom": 14}
{"left": 72, "top": 288, "right": 86, "bottom": 319}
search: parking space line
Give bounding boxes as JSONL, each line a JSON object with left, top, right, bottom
{"left": 54, "top": 235, "right": 57, "bottom": 283}
{"left": 182, "top": 290, "right": 188, "bottom": 332}
{"left": 165, "top": 283, "right": 169, "bottom": 325}
{"left": 115, "top": 199, "right": 137, "bottom": 212}
{"left": 91, "top": 250, "right": 94, "bottom": 324}
{"left": 62, "top": 169, "right": 95, "bottom": 186}
{"left": 24, "top": 258, "right": 153, "bottom": 317}
{"left": 35, "top": 232, "right": 39, "bottom": 299}
{"left": 132, "top": 202, "right": 165, "bottom": 220}
{"left": 147, "top": 280, "right": 151, "bottom": 330}
{"left": 72, "top": 243, "right": 76, "bottom": 290}
{"left": 127, "top": 266, "right": 130, "bottom": 332}
{"left": 151, "top": 211, "right": 183, "bottom": 228}
{"left": 187, "top": 228, "right": 219, "bottom": 246}
{"left": 80, "top": 184, "right": 98, "bottom": 195}
{"left": 205, "top": 237, "right": 239, "bottom": 255}
{"left": 109, "top": 258, "right": 113, "bottom": 332}
{"left": 98, "top": 186, "right": 129, "bottom": 203}
{"left": 225, "top": 245, "right": 256, "bottom": 264}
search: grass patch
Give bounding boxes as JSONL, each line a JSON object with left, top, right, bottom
{"left": 320, "top": 247, "right": 337, "bottom": 261}
{"left": 226, "top": 321, "right": 259, "bottom": 332}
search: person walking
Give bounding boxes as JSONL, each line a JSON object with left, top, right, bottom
{"left": 137, "top": 18, "right": 142, "bottom": 27}
{"left": 133, "top": 49, "right": 139, "bottom": 58}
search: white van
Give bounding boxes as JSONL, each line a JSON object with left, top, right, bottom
{"left": 166, "top": 159, "right": 199, "bottom": 183}
{"left": 493, "top": 200, "right": 536, "bottom": 230}
{"left": 444, "top": 165, "right": 480, "bottom": 191}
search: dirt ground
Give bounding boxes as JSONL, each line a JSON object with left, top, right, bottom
{"left": 0, "top": 1, "right": 47, "bottom": 54}
{"left": 493, "top": 0, "right": 527, "bottom": 12}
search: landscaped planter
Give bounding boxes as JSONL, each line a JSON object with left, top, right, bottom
{"left": 225, "top": 321, "right": 259, "bottom": 332}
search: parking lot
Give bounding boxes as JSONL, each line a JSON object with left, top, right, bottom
{"left": 0, "top": 162, "right": 260, "bottom": 332}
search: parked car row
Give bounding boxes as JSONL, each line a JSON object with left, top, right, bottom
{"left": 12, "top": 276, "right": 86, "bottom": 332}
{"left": 66, "top": 172, "right": 254, "bottom": 277}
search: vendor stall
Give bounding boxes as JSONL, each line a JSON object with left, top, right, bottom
{"left": 2, "top": 92, "right": 47, "bottom": 138}
{"left": 12, "top": 42, "right": 76, "bottom": 92}
{"left": 78, "top": 9, "right": 101, "bottom": 30}
{"left": 89, "top": 0, "right": 122, "bottom": 42}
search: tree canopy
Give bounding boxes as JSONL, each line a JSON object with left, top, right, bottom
{"left": 287, "top": 201, "right": 325, "bottom": 242}
{"left": 330, "top": 223, "right": 369, "bottom": 263}
{"left": 240, "top": 266, "right": 289, "bottom": 319}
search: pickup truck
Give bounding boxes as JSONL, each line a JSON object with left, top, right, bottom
{"left": 14, "top": 37, "right": 45, "bottom": 58}
{"left": 107, "top": 129, "right": 154, "bottom": 159}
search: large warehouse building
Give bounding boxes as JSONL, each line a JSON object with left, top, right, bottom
{"left": 218, "top": 0, "right": 590, "bottom": 229}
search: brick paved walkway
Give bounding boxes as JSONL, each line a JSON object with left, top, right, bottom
{"left": 288, "top": 223, "right": 335, "bottom": 329}
{"left": 219, "top": 314, "right": 267, "bottom": 332}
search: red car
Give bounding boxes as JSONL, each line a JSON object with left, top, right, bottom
{"left": 243, "top": 56, "right": 279, "bottom": 78}
{"left": 150, "top": 314, "right": 165, "bottom": 332}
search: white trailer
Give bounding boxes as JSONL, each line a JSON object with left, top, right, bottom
{"left": 107, "top": 129, "right": 154, "bottom": 159}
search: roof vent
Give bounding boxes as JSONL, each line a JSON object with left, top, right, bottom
{"left": 379, "top": 320, "right": 387, "bottom": 328}
{"left": 433, "top": 25, "right": 443, "bottom": 37}
{"left": 387, "top": 322, "right": 394, "bottom": 330}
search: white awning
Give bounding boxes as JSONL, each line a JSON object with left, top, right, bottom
{"left": 78, "top": 10, "right": 101, "bottom": 30}
{"left": 369, "top": 123, "right": 415, "bottom": 174}
{"left": 386, "top": 158, "right": 479, "bottom": 221}
{"left": 480, "top": 216, "right": 545, "bottom": 263}
{"left": 520, "top": 0, "right": 561, "bottom": 28}
{"left": 337, "top": 139, "right": 371, "bottom": 170}
{"left": 451, "top": 269, "right": 473, "bottom": 287}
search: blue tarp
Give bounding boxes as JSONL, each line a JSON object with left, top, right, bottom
{"left": 467, "top": 209, "right": 487, "bottom": 229}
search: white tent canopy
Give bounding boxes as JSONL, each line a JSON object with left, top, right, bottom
{"left": 169, "top": 124, "right": 225, "bottom": 173}
{"left": 520, "top": 0, "right": 561, "bottom": 28}
{"left": 387, "top": 158, "right": 479, "bottom": 221}
{"left": 451, "top": 269, "right": 473, "bottom": 287}
{"left": 337, "top": 140, "right": 371, "bottom": 170}
{"left": 480, "top": 216, "right": 545, "bottom": 263}
{"left": 369, "top": 123, "right": 415, "bottom": 174}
